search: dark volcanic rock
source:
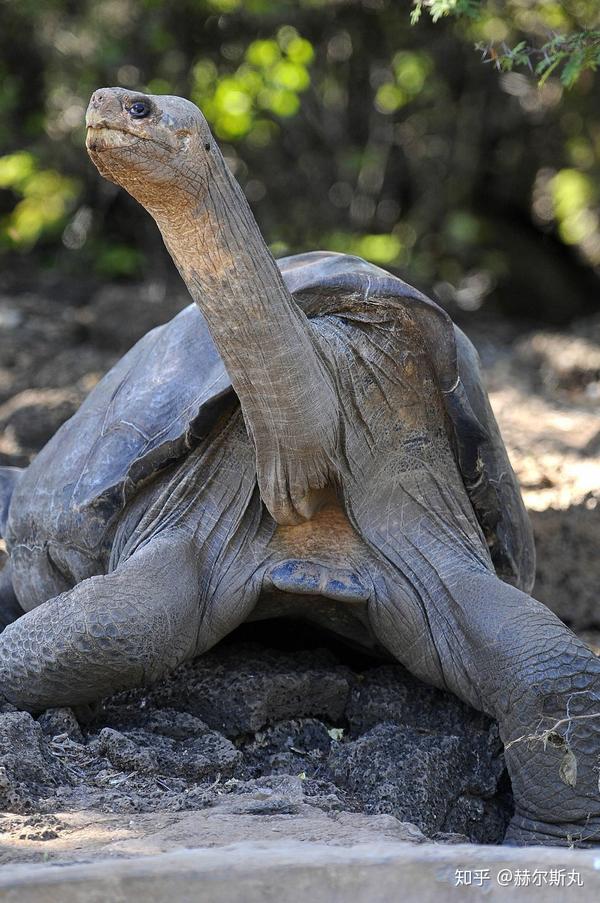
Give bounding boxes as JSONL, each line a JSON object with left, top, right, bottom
{"left": 328, "top": 721, "right": 508, "bottom": 843}
{"left": 337, "top": 663, "right": 511, "bottom": 842}
{"left": 38, "top": 707, "right": 84, "bottom": 744}
{"left": 243, "top": 718, "right": 332, "bottom": 778}
{"left": 0, "top": 712, "right": 66, "bottom": 813}
{"left": 144, "top": 708, "right": 213, "bottom": 741}
{"left": 0, "top": 642, "right": 510, "bottom": 843}
{"left": 97, "top": 728, "right": 160, "bottom": 775}
{"left": 96, "top": 724, "right": 241, "bottom": 782}
{"left": 122, "top": 644, "right": 353, "bottom": 737}
{"left": 345, "top": 665, "right": 490, "bottom": 737}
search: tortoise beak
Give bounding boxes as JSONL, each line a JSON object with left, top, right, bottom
{"left": 86, "top": 88, "right": 126, "bottom": 130}
{"left": 86, "top": 89, "right": 136, "bottom": 153}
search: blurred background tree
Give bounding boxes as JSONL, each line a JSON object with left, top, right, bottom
{"left": 1, "top": 0, "right": 600, "bottom": 323}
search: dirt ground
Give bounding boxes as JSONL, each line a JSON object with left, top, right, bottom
{"left": 0, "top": 276, "right": 598, "bottom": 864}
{"left": 467, "top": 314, "right": 600, "bottom": 637}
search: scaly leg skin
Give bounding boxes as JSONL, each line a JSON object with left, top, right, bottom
{"left": 369, "top": 565, "right": 600, "bottom": 846}
{"left": 0, "top": 529, "right": 260, "bottom": 712}
{"left": 0, "top": 410, "right": 267, "bottom": 712}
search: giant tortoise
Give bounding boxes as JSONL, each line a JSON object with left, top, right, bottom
{"left": 0, "top": 88, "right": 599, "bottom": 847}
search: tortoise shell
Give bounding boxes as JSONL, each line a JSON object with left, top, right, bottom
{"left": 7, "top": 251, "right": 534, "bottom": 592}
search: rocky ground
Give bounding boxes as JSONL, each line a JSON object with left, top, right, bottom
{"left": 0, "top": 640, "right": 509, "bottom": 863}
{"left": 0, "top": 275, "right": 598, "bottom": 863}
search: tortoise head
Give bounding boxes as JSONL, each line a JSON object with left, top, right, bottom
{"left": 86, "top": 87, "right": 215, "bottom": 214}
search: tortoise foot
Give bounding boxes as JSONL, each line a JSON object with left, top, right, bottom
{"left": 504, "top": 813, "right": 600, "bottom": 847}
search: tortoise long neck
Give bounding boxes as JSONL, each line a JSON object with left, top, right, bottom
{"left": 153, "top": 149, "right": 338, "bottom": 524}
{"left": 157, "top": 154, "right": 302, "bottom": 379}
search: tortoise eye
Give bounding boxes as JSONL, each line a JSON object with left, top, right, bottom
{"left": 128, "top": 101, "right": 151, "bottom": 119}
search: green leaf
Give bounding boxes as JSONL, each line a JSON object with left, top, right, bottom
{"left": 561, "top": 51, "right": 585, "bottom": 88}
{"left": 537, "top": 57, "right": 562, "bottom": 86}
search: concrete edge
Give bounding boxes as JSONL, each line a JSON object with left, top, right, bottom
{"left": 1, "top": 840, "right": 600, "bottom": 902}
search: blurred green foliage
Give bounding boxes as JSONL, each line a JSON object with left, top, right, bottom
{"left": 192, "top": 27, "right": 313, "bottom": 140}
{"left": 0, "top": 0, "right": 599, "bottom": 321}
{"left": 0, "top": 152, "right": 78, "bottom": 247}
{"left": 417, "top": 0, "right": 600, "bottom": 87}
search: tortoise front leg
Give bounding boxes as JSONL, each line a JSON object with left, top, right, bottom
{"left": 369, "top": 567, "right": 600, "bottom": 845}
{"left": 0, "top": 531, "right": 259, "bottom": 712}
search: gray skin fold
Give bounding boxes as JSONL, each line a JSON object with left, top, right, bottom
{"left": 0, "top": 88, "right": 599, "bottom": 847}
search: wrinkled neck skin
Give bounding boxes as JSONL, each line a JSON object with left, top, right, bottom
{"left": 152, "top": 150, "right": 301, "bottom": 375}
{"left": 140, "top": 147, "right": 338, "bottom": 525}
